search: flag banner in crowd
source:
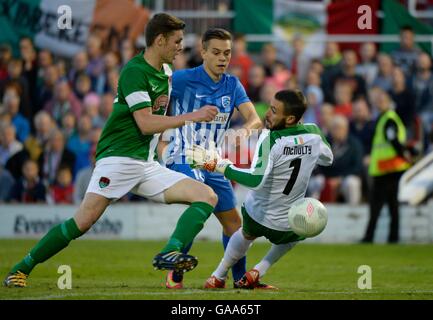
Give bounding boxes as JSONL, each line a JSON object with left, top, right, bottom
{"left": 273, "top": 0, "right": 327, "bottom": 59}
{"left": 234, "top": 0, "right": 432, "bottom": 54}
{"left": 0, "top": 0, "right": 149, "bottom": 57}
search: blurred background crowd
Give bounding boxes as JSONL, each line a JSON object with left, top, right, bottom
{"left": 0, "top": 0, "right": 432, "bottom": 206}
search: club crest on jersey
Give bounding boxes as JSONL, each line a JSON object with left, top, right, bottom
{"left": 222, "top": 96, "right": 231, "bottom": 109}
{"left": 99, "top": 177, "right": 110, "bottom": 188}
{"left": 153, "top": 94, "right": 169, "bottom": 112}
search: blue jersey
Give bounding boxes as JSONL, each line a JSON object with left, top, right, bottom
{"left": 166, "top": 65, "right": 250, "bottom": 164}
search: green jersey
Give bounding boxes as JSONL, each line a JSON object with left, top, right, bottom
{"left": 96, "top": 52, "right": 172, "bottom": 162}
{"left": 225, "top": 124, "right": 333, "bottom": 231}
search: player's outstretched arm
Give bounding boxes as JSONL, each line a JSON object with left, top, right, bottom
{"left": 133, "top": 105, "right": 218, "bottom": 135}
{"left": 238, "top": 102, "right": 263, "bottom": 132}
{"left": 187, "top": 131, "right": 273, "bottom": 189}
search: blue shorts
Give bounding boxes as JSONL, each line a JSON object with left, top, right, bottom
{"left": 167, "top": 163, "right": 236, "bottom": 213}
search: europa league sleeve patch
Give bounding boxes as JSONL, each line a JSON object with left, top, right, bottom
{"left": 99, "top": 177, "right": 110, "bottom": 188}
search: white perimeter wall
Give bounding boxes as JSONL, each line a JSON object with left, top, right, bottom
{"left": 1, "top": 199, "right": 432, "bottom": 243}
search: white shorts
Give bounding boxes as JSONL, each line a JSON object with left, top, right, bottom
{"left": 86, "top": 157, "right": 190, "bottom": 203}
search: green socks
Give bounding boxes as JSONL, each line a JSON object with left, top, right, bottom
{"left": 11, "top": 218, "right": 83, "bottom": 275}
{"left": 161, "top": 201, "right": 214, "bottom": 253}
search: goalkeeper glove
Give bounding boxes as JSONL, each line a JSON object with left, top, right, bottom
{"left": 186, "top": 145, "right": 232, "bottom": 174}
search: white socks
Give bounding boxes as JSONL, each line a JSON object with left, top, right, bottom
{"left": 213, "top": 229, "right": 253, "bottom": 280}
{"left": 253, "top": 242, "right": 297, "bottom": 277}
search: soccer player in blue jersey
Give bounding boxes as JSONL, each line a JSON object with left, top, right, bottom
{"left": 159, "top": 28, "right": 262, "bottom": 289}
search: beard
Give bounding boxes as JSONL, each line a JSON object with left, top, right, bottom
{"left": 266, "top": 118, "right": 286, "bottom": 131}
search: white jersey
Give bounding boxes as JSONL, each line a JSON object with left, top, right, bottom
{"left": 224, "top": 124, "right": 333, "bottom": 231}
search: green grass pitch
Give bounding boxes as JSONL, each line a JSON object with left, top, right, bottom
{"left": 1, "top": 239, "right": 433, "bottom": 300}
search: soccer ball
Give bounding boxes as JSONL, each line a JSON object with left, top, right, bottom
{"left": 288, "top": 197, "right": 328, "bottom": 238}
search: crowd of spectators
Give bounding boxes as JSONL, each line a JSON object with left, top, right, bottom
{"left": 0, "top": 25, "right": 432, "bottom": 205}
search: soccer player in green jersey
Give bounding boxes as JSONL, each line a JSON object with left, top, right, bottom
{"left": 187, "top": 90, "right": 333, "bottom": 289}
{"left": 4, "top": 13, "right": 219, "bottom": 288}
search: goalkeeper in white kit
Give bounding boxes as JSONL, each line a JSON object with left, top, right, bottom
{"left": 187, "top": 90, "right": 333, "bottom": 289}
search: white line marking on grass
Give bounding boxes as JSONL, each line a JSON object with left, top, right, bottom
{"left": 17, "top": 289, "right": 433, "bottom": 300}
{"left": 19, "top": 289, "right": 278, "bottom": 300}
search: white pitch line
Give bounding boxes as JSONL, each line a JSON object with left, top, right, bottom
{"left": 14, "top": 289, "right": 433, "bottom": 300}
{"left": 16, "top": 289, "right": 276, "bottom": 300}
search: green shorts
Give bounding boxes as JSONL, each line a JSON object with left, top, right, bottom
{"left": 241, "top": 206, "right": 305, "bottom": 245}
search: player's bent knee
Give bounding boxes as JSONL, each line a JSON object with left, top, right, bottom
{"left": 194, "top": 186, "right": 218, "bottom": 207}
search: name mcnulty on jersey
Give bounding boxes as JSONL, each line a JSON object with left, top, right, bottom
{"left": 283, "top": 145, "right": 312, "bottom": 156}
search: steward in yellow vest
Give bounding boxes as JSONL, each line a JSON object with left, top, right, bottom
{"left": 362, "top": 89, "right": 411, "bottom": 244}
{"left": 368, "top": 109, "right": 411, "bottom": 176}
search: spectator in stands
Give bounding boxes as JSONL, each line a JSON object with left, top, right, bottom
{"left": 246, "top": 65, "right": 266, "bottom": 103}
{"left": 95, "top": 51, "right": 120, "bottom": 95}
{"left": 86, "top": 34, "right": 105, "bottom": 90}
{"left": 38, "top": 129, "right": 75, "bottom": 186}
{"left": 289, "top": 34, "right": 311, "bottom": 87}
{"left": 318, "top": 103, "right": 334, "bottom": 136}
{"left": 322, "top": 42, "right": 342, "bottom": 69}
{"left": 19, "top": 37, "right": 38, "bottom": 106}
{"left": 37, "top": 64, "right": 59, "bottom": 114}
{"left": 94, "top": 92, "right": 113, "bottom": 128}
{"left": 66, "top": 114, "right": 92, "bottom": 175}
{"left": 74, "top": 73, "right": 93, "bottom": 102}
{"left": 254, "top": 81, "right": 278, "bottom": 121}
{"left": 0, "top": 165, "right": 14, "bottom": 202}
{"left": 2, "top": 59, "right": 32, "bottom": 119}
{"left": 411, "top": 52, "right": 433, "bottom": 135}
{"left": 350, "top": 98, "right": 375, "bottom": 158}
{"left": 73, "top": 144, "right": 96, "bottom": 204}
{"left": 315, "top": 115, "right": 363, "bottom": 205}
{"left": 362, "top": 89, "right": 411, "bottom": 244}
{"left": 391, "top": 25, "right": 422, "bottom": 76}
{"left": 68, "top": 51, "right": 89, "bottom": 88}
{"left": 82, "top": 93, "right": 101, "bottom": 128}
{"left": 37, "top": 49, "right": 53, "bottom": 70}
{"left": 8, "top": 159, "right": 46, "bottom": 203}
{"left": 120, "top": 39, "right": 135, "bottom": 67}
{"left": 0, "top": 44, "right": 12, "bottom": 82}
{"left": 55, "top": 59, "right": 67, "bottom": 79}
{"left": 349, "top": 98, "right": 375, "bottom": 199}
{"left": 333, "top": 81, "right": 353, "bottom": 118}
{"left": 173, "top": 51, "right": 187, "bottom": 70}
{"left": 390, "top": 67, "right": 416, "bottom": 131}
{"left": 106, "top": 69, "right": 119, "bottom": 97}
{"left": 372, "top": 53, "right": 394, "bottom": 92}
{"left": 186, "top": 36, "right": 203, "bottom": 68}
{"left": 261, "top": 43, "right": 283, "bottom": 77}
{"left": 36, "top": 49, "right": 54, "bottom": 85}
{"left": 49, "top": 165, "right": 74, "bottom": 204}
{"left": 303, "top": 72, "right": 324, "bottom": 124}
{"left": 44, "top": 79, "right": 82, "bottom": 126}
{"left": 2, "top": 82, "right": 30, "bottom": 143}
{"left": 0, "top": 123, "right": 23, "bottom": 166}
{"left": 330, "top": 49, "right": 367, "bottom": 103}
{"left": 24, "top": 111, "right": 55, "bottom": 162}
{"left": 321, "top": 42, "right": 342, "bottom": 102}
{"left": 61, "top": 112, "right": 76, "bottom": 141}
{"left": 230, "top": 33, "right": 254, "bottom": 90}
{"left": 356, "top": 42, "right": 378, "bottom": 87}
{"left": 269, "top": 61, "right": 291, "bottom": 90}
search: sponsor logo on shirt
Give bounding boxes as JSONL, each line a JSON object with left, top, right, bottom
{"left": 211, "top": 112, "right": 230, "bottom": 124}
